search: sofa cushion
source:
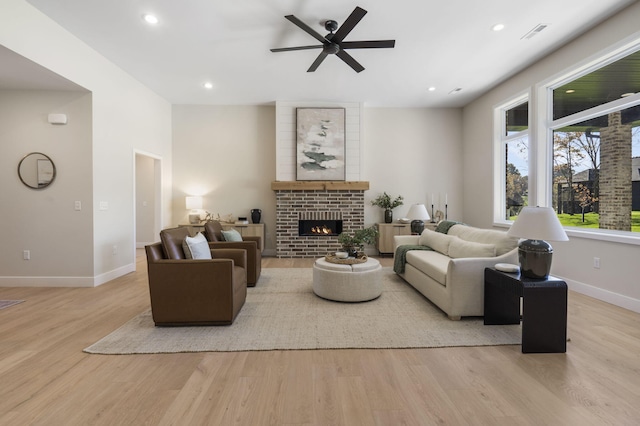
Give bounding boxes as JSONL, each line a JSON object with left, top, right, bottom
{"left": 448, "top": 238, "right": 496, "bottom": 259}
{"left": 182, "top": 232, "right": 212, "bottom": 259}
{"left": 221, "top": 229, "right": 243, "bottom": 242}
{"left": 406, "top": 250, "right": 449, "bottom": 286}
{"left": 418, "top": 229, "right": 455, "bottom": 255}
{"left": 448, "top": 225, "right": 517, "bottom": 256}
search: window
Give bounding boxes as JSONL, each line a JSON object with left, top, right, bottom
{"left": 495, "top": 98, "right": 529, "bottom": 221}
{"left": 549, "top": 49, "right": 640, "bottom": 233}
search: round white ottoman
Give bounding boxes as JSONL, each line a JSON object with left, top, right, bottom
{"left": 312, "top": 257, "right": 382, "bottom": 302}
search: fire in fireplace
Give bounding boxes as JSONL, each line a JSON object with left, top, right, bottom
{"left": 298, "top": 220, "right": 343, "bottom": 237}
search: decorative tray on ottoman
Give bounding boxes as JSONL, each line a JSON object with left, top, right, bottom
{"left": 325, "top": 253, "right": 368, "bottom": 264}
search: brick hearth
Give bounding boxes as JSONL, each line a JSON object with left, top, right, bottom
{"left": 273, "top": 187, "right": 366, "bottom": 258}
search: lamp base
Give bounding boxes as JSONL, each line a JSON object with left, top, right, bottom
{"left": 410, "top": 220, "right": 425, "bottom": 235}
{"left": 189, "top": 213, "right": 201, "bottom": 224}
{"left": 518, "top": 239, "right": 553, "bottom": 279}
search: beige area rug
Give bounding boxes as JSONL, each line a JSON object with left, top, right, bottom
{"left": 84, "top": 268, "right": 521, "bottom": 354}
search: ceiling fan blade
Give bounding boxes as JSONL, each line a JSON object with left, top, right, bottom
{"left": 307, "top": 52, "right": 328, "bottom": 72}
{"left": 340, "top": 40, "right": 396, "bottom": 49}
{"left": 285, "top": 15, "right": 330, "bottom": 44}
{"left": 271, "top": 45, "right": 324, "bottom": 53}
{"left": 336, "top": 50, "right": 364, "bottom": 73}
{"left": 332, "top": 6, "right": 367, "bottom": 43}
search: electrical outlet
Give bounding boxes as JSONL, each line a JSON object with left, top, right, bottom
{"left": 593, "top": 257, "right": 600, "bottom": 269}
{"left": 74, "top": 200, "right": 82, "bottom": 211}
{"left": 23, "top": 250, "right": 30, "bottom": 260}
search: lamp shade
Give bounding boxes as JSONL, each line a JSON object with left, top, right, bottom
{"left": 507, "top": 206, "right": 568, "bottom": 242}
{"left": 185, "top": 196, "right": 203, "bottom": 210}
{"left": 407, "top": 203, "right": 430, "bottom": 234}
{"left": 407, "top": 204, "right": 430, "bottom": 221}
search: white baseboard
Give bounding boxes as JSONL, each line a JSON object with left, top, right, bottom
{"left": 559, "top": 275, "right": 640, "bottom": 314}
{"left": 93, "top": 263, "right": 136, "bottom": 287}
{"left": 0, "top": 276, "right": 95, "bottom": 287}
{"left": 0, "top": 262, "right": 136, "bottom": 288}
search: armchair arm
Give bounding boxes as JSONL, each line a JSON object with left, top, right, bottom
{"left": 211, "top": 248, "right": 247, "bottom": 269}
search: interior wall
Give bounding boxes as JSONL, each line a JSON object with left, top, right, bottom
{"left": 363, "top": 108, "right": 463, "bottom": 226}
{"left": 461, "top": 2, "right": 640, "bottom": 312}
{"left": 1, "top": 0, "right": 173, "bottom": 286}
{"left": 0, "top": 90, "right": 93, "bottom": 284}
{"left": 172, "top": 105, "right": 277, "bottom": 252}
{"left": 135, "top": 154, "right": 157, "bottom": 247}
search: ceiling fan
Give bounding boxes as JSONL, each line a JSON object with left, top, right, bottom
{"left": 270, "top": 6, "right": 395, "bottom": 73}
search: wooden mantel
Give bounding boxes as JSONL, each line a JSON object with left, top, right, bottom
{"left": 271, "top": 181, "right": 369, "bottom": 191}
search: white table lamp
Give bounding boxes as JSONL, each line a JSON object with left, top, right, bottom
{"left": 407, "top": 203, "right": 430, "bottom": 234}
{"left": 507, "top": 206, "right": 568, "bottom": 279}
{"left": 186, "top": 196, "right": 203, "bottom": 224}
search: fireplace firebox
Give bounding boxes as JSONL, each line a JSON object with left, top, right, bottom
{"left": 298, "top": 220, "right": 343, "bottom": 237}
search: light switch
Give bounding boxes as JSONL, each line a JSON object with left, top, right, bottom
{"left": 74, "top": 201, "right": 82, "bottom": 211}
{"left": 99, "top": 201, "right": 109, "bottom": 211}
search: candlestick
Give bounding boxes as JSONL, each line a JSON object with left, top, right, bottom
{"left": 445, "top": 204, "right": 448, "bottom": 220}
{"left": 430, "top": 204, "right": 436, "bottom": 223}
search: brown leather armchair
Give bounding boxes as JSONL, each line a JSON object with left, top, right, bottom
{"left": 203, "top": 220, "right": 262, "bottom": 287}
{"left": 144, "top": 227, "right": 247, "bottom": 326}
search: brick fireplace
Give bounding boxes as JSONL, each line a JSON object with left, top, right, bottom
{"left": 272, "top": 182, "right": 368, "bottom": 258}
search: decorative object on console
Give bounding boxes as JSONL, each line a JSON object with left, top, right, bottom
{"left": 296, "top": 108, "right": 345, "bottom": 181}
{"left": 507, "top": 206, "right": 569, "bottom": 279}
{"left": 371, "top": 192, "right": 404, "bottom": 223}
{"left": 251, "top": 209, "right": 261, "bottom": 224}
{"left": 337, "top": 226, "right": 378, "bottom": 257}
{"left": 406, "top": 203, "right": 430, "bottom": 234}
{"left": 236, "top": 217, "right": 249, "bottom": 224}
{"left": 185, "top": 196, "right": 203, "bottom": 224}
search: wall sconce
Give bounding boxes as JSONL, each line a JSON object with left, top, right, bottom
{"left": 185, "top": 196, "right": 203, "bottom": 224}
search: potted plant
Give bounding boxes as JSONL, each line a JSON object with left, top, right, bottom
{"left": 337, "top": 226, "right": 379, "bottom": 257}
{"left": 371, "top": 192, "right": 404, "bottom": 223}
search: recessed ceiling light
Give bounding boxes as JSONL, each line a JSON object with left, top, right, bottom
{"left": 203, "top": 82, "right": 214, "bottom": 90}
{"left": 143, "top": 14, "right": 159, "bottom": 25}
{"left": 428, "top": 87, "right": 436, "bottom": 92}
{"left": 491, "top": 23, "right": 505, "bottom": 32}
{"left": 565, "top": 89, "right": 575, "bottom": 94}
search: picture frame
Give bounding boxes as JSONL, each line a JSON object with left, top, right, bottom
{"left": 296, "top": 108, "right": 345, "bottom": 181}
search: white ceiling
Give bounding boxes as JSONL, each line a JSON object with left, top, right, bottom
{"left": 6, "top": 0, "right": 637, "bottom": 107}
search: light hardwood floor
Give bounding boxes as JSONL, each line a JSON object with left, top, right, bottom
{"left": 1, "top": 251, "right": 639, "bottom": 425}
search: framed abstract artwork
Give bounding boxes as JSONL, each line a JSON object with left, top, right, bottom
{"left": 296, "top": 108, "right": 345, "bottom": 181}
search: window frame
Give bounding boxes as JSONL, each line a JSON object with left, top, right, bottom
{"left": 493, "top": 92, "right": 530, "bottom": 225}
{"left": 532, "top": 36, "right": 640, "bottom": 244}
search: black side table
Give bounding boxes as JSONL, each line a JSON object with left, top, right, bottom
{"left": 484, "top": 267, "right": 567, "bottom": 353}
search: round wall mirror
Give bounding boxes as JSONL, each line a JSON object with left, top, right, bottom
{"left": 18, "top": 152, "right": 56, "bottom": 189}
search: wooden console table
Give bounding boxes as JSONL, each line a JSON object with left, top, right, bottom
{"left": 484, "top": 267, "right": 567, "bottom": 353}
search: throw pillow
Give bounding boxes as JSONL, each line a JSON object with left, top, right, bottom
{"left": 448, "top": 238, "right": 496, "bottom": 259}
{"left": 182, "top": 232, "right": 212, "bottom": 259}
{"left": 418, "top": 229, "right": 455, "bottom": 255}
{"left": 221, "top": 229, "right": 243, "bottom": 242}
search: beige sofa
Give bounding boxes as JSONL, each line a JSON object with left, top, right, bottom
{"left": 394, "top": 224, "right": 518, "bottom": 320}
